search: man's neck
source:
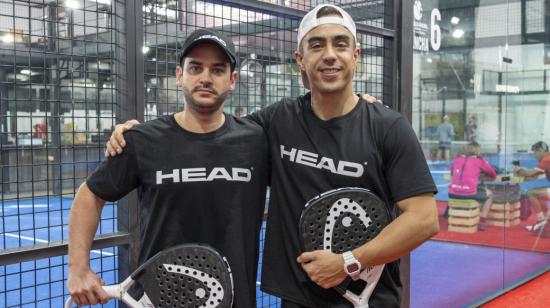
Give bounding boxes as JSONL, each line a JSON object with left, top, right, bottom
{"left": 310, "top": 87, "right": 358, "bottom": 120}
{"left": 175, "top": 108, "right": 225, "bottom": 133}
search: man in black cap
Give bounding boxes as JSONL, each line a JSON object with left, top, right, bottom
{"left": 67, "top": 29, "right": 269, "bottom": 307}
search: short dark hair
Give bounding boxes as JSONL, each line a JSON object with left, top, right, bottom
{"left": 298, "top": 6, "right": 345, "bottom": 53}
{"left": 531, "top": 141, "right": 549, "bottom": 152}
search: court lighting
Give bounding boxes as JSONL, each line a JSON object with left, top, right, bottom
{"left": 1, "top": 34, "right": 14, "bottom": 43}
{"left": 142, "top": 46, "right": 150, "bottom": 54}
{"left": 450, "top": 16, "right": 460, "bottom": 24}
{"left": 65, "top": 0, "right": 79, "bottom": 9}
{"left": 143, "top": 3, "right": 176, "bottom": 18}
{"left": 452, "top": 29, "right": 464, "bottom": 38}
{"left": 427, "top": 58, "right": 433, "bottom": 63}
{"left": 20, "top": 69, "right": 39, "bottom": 76}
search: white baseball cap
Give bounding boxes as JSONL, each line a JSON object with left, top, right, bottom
{"left": 296, "top": 4, "right": 357, "bottom": 49}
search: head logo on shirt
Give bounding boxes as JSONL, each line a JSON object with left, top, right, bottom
{"left": 280, "top": 145, "right": 364, "bottom": 177}
{"left": 156, "top": 167, "right": 251, "bottom": 184}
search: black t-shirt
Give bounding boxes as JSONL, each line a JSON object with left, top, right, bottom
{"left": 248, "top": 94, "right": 437, "bottom": 307}
{"left": 87, "top": 114, "right": 269, "bottom": 308}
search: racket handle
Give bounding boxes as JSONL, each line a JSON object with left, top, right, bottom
{"left": 103, "top": 285, "right": 122, "bottom": 298}
{"left": 64, "top": 297, "right": 74, "bottom": 308}
{"left": 64, "top": 285, "right": 119, "bottom": 308}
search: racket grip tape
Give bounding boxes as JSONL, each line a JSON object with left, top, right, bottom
{"left": 64, "top": 285, "right": 119, "bottom": 308}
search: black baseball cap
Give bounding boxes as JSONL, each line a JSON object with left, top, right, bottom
{"left": 178, "top": 29, "right": 238, "bottom": 71}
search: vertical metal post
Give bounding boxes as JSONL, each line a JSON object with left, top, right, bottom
{"left": 418, "top": 74, "right": 423, "bottom": 138}
{"left": 497, "top": 71, "right": 503, "bottom": 154}
{"left": 441, "top": 87, "right": 447, "bottom": 118}
{"left": 463, "top": 91, "right": 468, "bottom": 139}
{"left": 0, "top": 68, "right": 9, "bottom": 194}
{"left": 384, "top": 0, "right": 395, "bottom": 108}
{"left": 544, "top": 0, "right": 550, "bottom": 64}
{"left": 521, "top": 0, "right": 526, "bottom": 43}
{"left": 395, "top": 0, "right": 413, "bottom": 307}
{"left": 116, "top": 0, "right": 144, "bottom": 290}
{"left": 47, "top": 3, "right": 62, "bottom": 195}
{"left": 395, "top": 0, "right": 413, "bottom": 120}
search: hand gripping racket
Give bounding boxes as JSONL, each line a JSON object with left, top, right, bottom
{"left": 65, "top": 243, "right": 234, "bottom": 308}
{"left": 299, "top": 187, "right": 391, "bottom": 308}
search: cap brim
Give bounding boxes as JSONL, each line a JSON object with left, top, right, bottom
{"left": 181, "top": 39, "right": 236, "bottom": 67}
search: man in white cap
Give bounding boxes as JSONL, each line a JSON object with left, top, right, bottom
{"left": 105, "top": 4, "right": 439, "bottom": 307}
{"left": 251, "top": 4, "right": 438, "bottom": 307}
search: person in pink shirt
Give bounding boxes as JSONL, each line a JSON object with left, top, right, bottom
{"left": 448, "top": 142, "right": 497, "bottom": 230}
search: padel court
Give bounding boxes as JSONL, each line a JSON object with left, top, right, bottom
{"left": 2, "top": 0, "right": 550, "bottom": 306}
{"left": 2, "top": 155, "right": 549, "bottom": 307}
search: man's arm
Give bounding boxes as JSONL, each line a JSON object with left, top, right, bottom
{"left": 297, "top": 193, "right": 439, "bottom": 288}
{"left": 67, "top": 182, "right": 110, "bottom": 306}
{"left": 104, "top": 95, "right": 382, "bottom": 157}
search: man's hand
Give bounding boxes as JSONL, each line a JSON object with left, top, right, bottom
{"left": 105, "top": 119, "right": 140, "bottom": 157}
{"left": 297, "top": 250, "right": 347, "bottom": 289}
{"left": 362, "top": 94, "right": 383, "bottom": 104}
{"left": 67, "top": 267, "right": 109, "bottom": 306}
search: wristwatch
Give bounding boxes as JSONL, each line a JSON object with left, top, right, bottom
{"left": 342, "top": 251, "right": 361, "bottom": 280}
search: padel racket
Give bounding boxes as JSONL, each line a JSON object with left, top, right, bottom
{"left": 299, "top": 187, "right": 391, "bottom": 308}
{"left": 65, "top": 243, "right": 233, "bottom": 308}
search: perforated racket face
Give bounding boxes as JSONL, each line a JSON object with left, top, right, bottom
{"left": 300, "top": 188, "right": 391, "bottom": 253}
{"left": 136, "top": 244, "right": 233, "bottom": 308}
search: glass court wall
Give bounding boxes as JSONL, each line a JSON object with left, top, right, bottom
{"left": 411, "top": 0, "right": 550, "bottom": 307}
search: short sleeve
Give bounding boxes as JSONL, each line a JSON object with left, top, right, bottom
{"left": 245, "top": 100, "right": 282, "bottom": 131}
{"left": 382, "top": 117, "right": 437, "bottom": 201}
{"left": 86, "top": 132, "right": 141, "bottom": 202}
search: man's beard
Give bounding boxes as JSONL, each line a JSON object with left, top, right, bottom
{"left": 182, "top": 84, "right": 228, "bottom": 114}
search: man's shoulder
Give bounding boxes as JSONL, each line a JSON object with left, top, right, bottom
{"left": 363, "top": 101, "right": 406, "bottom": 127}
{"left": 129, "top": 115, "right": 173, "bottom": 133}
{"left": 245, "top": 95, "right": 303, "bottom": 128}
{"left": 230, "top": 114, "right": 265, "bottom": 135}
{"left": 265, "top": 95, "right": 303, "bottom": 114}
{"left": 124, "top": 115, "right": 174, "bottom": 141}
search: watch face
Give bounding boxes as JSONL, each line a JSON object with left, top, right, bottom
{"left": 346, "top": 263, "right": 360, "bottom": 273}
